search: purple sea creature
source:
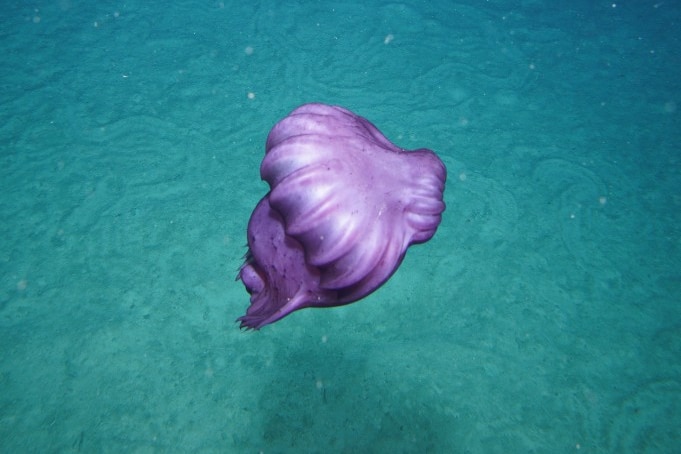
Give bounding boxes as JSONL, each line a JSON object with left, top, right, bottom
{"left": 237, "top": 103, "right": 446, "bottom": 329}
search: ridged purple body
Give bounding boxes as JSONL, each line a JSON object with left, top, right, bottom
{"left": 237, "top": 103, "right": 446, "bottom": 329}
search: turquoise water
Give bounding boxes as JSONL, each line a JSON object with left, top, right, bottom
{"left": 1, "top": 1, "right": 679, "bottom": 452}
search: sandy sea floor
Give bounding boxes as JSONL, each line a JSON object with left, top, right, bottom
{"left": 1, "top": 1, "right": 680, "bottom": 452}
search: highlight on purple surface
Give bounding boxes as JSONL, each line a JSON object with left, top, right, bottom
{"left": 236, "top": 103, "right": 446, "bottom": 329}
